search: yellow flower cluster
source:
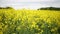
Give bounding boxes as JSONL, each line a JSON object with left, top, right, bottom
{"left": 0, "top": 9, "right": 60, "bottom": 34}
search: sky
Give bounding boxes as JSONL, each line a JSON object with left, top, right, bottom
{"left": 0, "top": 0, "right": 60, "bottom": 9}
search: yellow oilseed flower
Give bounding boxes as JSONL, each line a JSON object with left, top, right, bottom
{"left": 51, "top": 29, "right": 55, "bottom": 32}
{"left": 16, "top": 26, "right": 21, "bottom": 30}
{"left": 40, "top": 30, "right": 44, "bottom": 34}
{"left": 0, "top": 31, "right": 3, "bottom": 34}
{"left": 0, "top": 16, "right": 2, "bottom": 21}
{"left": 12, "top": 33, "right": 16, "bottom": 34}
{"left": 31, "top": 21, "right": 36, "bottom": 28}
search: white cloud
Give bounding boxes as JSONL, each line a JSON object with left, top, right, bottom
{"left": 11, "top": 3, "right": 50, "bottom": 9}
{"left": 4, "top": 0, "right": 56, "bottom": 2}
{"left": 27, "top": 0, "right": 55, "bottom": 2}
{"left": 0, "top": 0, "right": 60, "bottom": 9}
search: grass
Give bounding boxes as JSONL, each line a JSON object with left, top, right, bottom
{"left": 0, "top": 9, "right": 60, "bottom": 34}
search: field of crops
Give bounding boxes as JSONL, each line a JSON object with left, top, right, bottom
{"left": 0, "top": 9, "right": 60, "bottom": 34}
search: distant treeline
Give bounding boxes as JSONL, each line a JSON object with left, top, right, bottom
{"left": 38, "top": 7, "right": 60, "bottom": 10}
{"left": 0, "top": 7, "right": 60, "bottom": 10}
{"left": 0, "top": 7, "right": 13, "bottom": 9}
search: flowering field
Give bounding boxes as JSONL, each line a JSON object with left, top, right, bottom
{"left": 0, "top": 9, "right": 60, "bottom": 34}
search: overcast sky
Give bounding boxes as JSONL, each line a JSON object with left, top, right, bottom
{"left": 0, "top": 0, "right": 60, "bottom": 9}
